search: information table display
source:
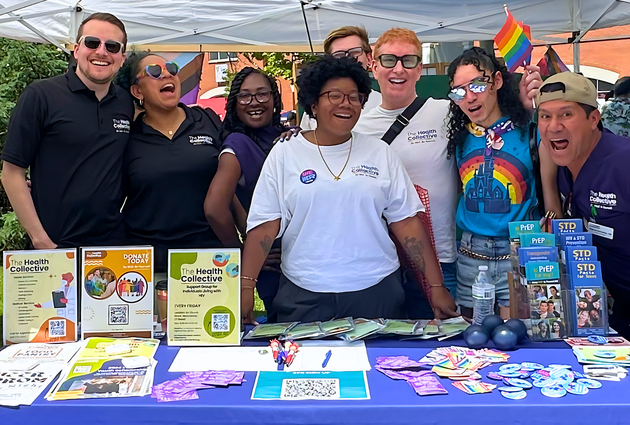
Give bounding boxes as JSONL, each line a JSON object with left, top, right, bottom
{"left": 3, "top": 338, "right": 630, "bottom": 425}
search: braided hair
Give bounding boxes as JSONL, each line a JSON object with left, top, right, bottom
{"left": 445, "top": 47, "right": 530, "bottom": 160}
{"left": 220, "top": 67, "right": 285, "bottom": 152}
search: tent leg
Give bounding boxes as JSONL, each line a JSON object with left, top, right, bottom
{"left": 573, "top": 42, "right": 580, "bottom": 73}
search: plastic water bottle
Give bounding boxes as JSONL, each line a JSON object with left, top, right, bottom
{"left": 472, "top": 265, "right": 495, "bottom": 326}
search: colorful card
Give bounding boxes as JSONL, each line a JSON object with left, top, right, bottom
{"left": 560, "top": 232, "right": 593, "bottom": 250}
{"left": 81, "top": 247, "right": 153, "bottom": 339}
{"left": 525, "top": 262, "right": 560, "bottom": 283}
{"left": 508, "top": 221, "right": 541, "bottom": 241}
{"left": 518, "top": 246, "right": 559, "bottom": 266}
{"left": 3, "top": 249, "right": 77, "bottom": 344}
{"left": 520, "top": 233, "right": 555, "bottom": 248}
{"left": 572, "top": 286, "right": 606, "bottom": 336}
{"left": 552, "top": 219, "right": 583, "bottom": 241}
{"left": 167, "top": 249, "right": 240, "bottom": 346}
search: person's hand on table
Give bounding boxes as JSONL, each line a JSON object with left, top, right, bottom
{"left": 262, "top": 247, "right": 281, "bottom": 273}
{"left": 430, "top": 286, "right": 459, "bottom": 319}
{"left": 241, "top": 287, "right": 258, "bottom": 325}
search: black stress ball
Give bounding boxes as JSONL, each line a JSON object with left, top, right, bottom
{"left": 481, "top": 314, "right": 504, "bottom": 335}
{"left": 504, "top": 318, "right": 528, "bottom": 342}
{"left": 463, "top": 324, "right": 489, "bottom": 349}
{"left": 492, "top": 325, "right": 518, "bottom": 350}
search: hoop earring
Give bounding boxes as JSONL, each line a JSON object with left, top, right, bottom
{"left": 139, "top": 98, "right": 144, "bottom": 107}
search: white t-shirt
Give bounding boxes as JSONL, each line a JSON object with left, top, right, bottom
{"left": 247, "top": 131, "right": 424, "bottom": 293}
{"left": 354, "top": 98, "right": 458, "bottom": 263}
{"left": 300, "top": 91, "right": 383, "bottom": 131}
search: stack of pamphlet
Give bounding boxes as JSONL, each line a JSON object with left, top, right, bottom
{"left": 46, "top": 337, "right": 159, "bottom": 400}
{"left": 0, "top": 342, "right": 81, "bottom": 406}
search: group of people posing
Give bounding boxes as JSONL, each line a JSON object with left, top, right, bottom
{"left": 2, "top": 13, "right": 629, "bottom": 337}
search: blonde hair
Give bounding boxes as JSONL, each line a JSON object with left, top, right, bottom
{"left": 374, "top": 28, "right": 421, "bottom": 58}
{"left": 324, "top": 26, "right": 371, "bottom": 55}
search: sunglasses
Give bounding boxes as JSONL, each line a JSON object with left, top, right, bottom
{"left": 331, "top": 47, "right": 364, "bottom": 59}
{"left": 448, "top": 77, "right": 491, "bottom": 102}
{"left": 236, "top": 90, "right": 272, "bottom": 105}
{"left": 135, "top": 62, "right": 180, "bottom": 84}
{"left": 79, "top": 36, "right": 124, "bottom": 54}
{"left": 377, "top": 54, "right": 421, "bottom": 69}
{"left": 319, "top": 91, "right": 366, "bottom": 106}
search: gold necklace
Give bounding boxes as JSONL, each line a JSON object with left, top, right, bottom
{"left": 313, "top": 130, "right": 352, "bottom": 181}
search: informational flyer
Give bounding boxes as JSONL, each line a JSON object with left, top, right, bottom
{"left": 167, "top": 249, "right": 240, "bottom": 346}
{"left": 251, "top": 371, "right": 370, "bottom": 400}
{"left": 81, "top": 247, "right": 153, "bottom": 339}
{"left": 0, "top": 342, "right": 81, "bottom": 406}
{"left": 3, "top": 249, "right": 77, "bottom": 344}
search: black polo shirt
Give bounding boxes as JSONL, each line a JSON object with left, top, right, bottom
{"left": 122, "top": 105, "right": 223, "bottom": 272}
{"left": 2, "top": 66, "right": 133, "bottom": 247}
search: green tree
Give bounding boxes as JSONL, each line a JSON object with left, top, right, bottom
{"left": 0, "top": 37, "right": 68, "bottom": 249}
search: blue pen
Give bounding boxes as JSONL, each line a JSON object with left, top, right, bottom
{"left": 322, "top": 350, "right": 332, "bottom": 368}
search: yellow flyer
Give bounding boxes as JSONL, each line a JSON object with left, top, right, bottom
{"left": 3, "top": 249, "right": 77, "bottom": 344}
{"left": 80, "top": 247, "right": 153, "bottom": 339}
{"left": 167, "top": 249, "right": 240, "bottom": 346}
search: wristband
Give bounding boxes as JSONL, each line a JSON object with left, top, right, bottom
{"left": 242, "top": 276, "right": 258, "bottom": 283}
{"left": 429, "top": 283, "right": 445, "bottom": 288}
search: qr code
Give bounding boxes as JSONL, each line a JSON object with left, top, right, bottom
{"left": 211, "top": 313, "right": 230, "bottom": 332}
{"left": 49, "top": 319, "right": 66, "bottom": 337}
{"left": 280, "top": 379, "right": 340, "bottom": 399}
{"left": 108, "top": 305, "right": 129, "bottom": 325}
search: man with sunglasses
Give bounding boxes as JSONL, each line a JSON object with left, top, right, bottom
{"left": 354, "top": 28, "right": 459, "bottom": 320}
{"left": 299, "top": 26, "right": 381, "bottom": 131}
{"left": 537, "top": 72, "right": 630, "bottom": 338}
{"left": 1, "top": 13, "right": 132, "bottom": 249}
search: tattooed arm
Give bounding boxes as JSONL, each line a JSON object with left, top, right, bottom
{"left": 390, "top": 214, "right": 458, "bottom": 319}
{"left": 241, "top": 219, "right": 281, "bottom": 323}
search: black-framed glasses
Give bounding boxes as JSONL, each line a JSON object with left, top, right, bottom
{"left": 319, "top": 91, "right": 365, "bottom": 106}
{"left": 331, "top": 47, "right": 364, "bottom": 59}
{"left": 377, "top": 54, "right": 421, "bottom": 69}
{"left": 448, "top": 77, "right": 491, "bottom": 102}
{"left": 236, "top": 90, "right": 272, "bottom": 105}
{"left": 78, "top": 36, "right": 124, "bottom": 54}
{"left": 135, "top": 62, "right": 179, "bottom": 84}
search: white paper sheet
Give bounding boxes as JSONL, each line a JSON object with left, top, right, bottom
{"left": 168, "top": 340, "right": 371, "bottom": 372}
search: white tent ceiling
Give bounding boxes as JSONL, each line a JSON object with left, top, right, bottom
{"left": 1, "top": 0, "right": 630, "bottom": 53}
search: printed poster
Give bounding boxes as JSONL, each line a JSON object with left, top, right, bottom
{"left": 167, "top": 249, "right": 240, "bottom": 346}
{"left": 3, "top": 249, "right": 77, "bottom": 344}
{"left": 81, "top": 246, "right": 153, "bottom": 339}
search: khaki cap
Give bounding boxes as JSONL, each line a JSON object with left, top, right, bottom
{"left": 536, "top": 72, "right": 598, "bottom": 108}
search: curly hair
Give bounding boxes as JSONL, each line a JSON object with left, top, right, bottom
{"left": 220, "top": 67, "right": 284, "bottom": 152}
{"left": 445, "top": 47, "right": 530, "bottom": 159}
{"left": 297, "top": 55, "right": 371, "bottom": 118}
{"left": 114, "top": 50, "right": 160, "bottom": 105}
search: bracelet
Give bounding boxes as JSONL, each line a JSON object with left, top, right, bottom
{"left": 242, "top": 276, "right": 258, "bottom": 283}
{"left": 429, "top": 284, "right": 445, "bottom": 288}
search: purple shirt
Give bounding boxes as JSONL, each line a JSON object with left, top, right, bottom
{"left": 222, "top": 126, "right": 282, "bottom": 211}
{"left": 558, "top": 129, "right": 630, "bottom": 307}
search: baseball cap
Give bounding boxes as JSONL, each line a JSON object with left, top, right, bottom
{"left": 536, "top": 72, "right": 598, "bottom": 109}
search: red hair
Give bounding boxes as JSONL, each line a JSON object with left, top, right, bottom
{"left": 374, "top": 28, "right": 421, "bottom": 58}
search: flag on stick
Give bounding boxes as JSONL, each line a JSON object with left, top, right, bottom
{"left": 537, "top": 45, "right": 569, "bottom": 76}
{"left": 494, "top": 10, "right": 533, "bottom": 72}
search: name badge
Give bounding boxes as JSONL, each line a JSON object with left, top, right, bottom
{"left": 587, "top": 222, "right": 614, "bottom": 240}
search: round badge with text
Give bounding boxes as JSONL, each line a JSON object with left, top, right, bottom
{"left": 300, "top": 169, "right": 317, "bottom": 184}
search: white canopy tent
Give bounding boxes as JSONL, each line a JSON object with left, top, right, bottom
{"left": 1, "top": 0, "right": 630, "bottom": 68}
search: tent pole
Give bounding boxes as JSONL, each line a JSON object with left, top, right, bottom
{"left": 573, "top": 42, "right": 580, "bottom": 73}
{"left": 570, "top": 0, "right": 580, "bottom": 73}
{"left": 300, "top": 1, "right": 314, "bottom": 53}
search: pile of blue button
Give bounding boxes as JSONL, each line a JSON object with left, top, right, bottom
{"left": 487, "top": 362, "right": 602, "bottom": 399}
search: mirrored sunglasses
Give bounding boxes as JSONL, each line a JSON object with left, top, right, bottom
{"left": 136, "top": 62, "right": 180, "bottom": 84}
{"left": 331, "top": 47, "right": 364, "bottom": 59}
{"left": 377, "top": 54, "right": 421, "bottom": 69}
{"left": 448, "top": 78, "right": 490, "bottom": 102}
{"left": 79, "top": 36, "right": 124, "bottom": 54}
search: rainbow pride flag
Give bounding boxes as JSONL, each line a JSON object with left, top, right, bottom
{"left": 494, "top": 10, "right": 533, "bottom": 72}
{"left": 537, "top": 45, "right": 570, "bottom": 76}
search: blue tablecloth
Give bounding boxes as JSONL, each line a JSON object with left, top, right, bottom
{"left": 2, "top": 337, "right": 630, "bottom": 425}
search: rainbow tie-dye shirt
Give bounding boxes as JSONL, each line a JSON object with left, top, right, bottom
{"left": 455, "top": 117, "right": 538, "bottom": 237}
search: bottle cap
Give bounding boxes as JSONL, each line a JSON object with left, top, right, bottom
{"left": 479, "top": 266, "right": 488, "bottom": 271}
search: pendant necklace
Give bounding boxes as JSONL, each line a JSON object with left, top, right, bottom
{"left": 313, "top": 130, "right": 352, "bottom": 181}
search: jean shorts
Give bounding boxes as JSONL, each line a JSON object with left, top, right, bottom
{"left": 456, "top": 231, "right": 511, "bottom": 309}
